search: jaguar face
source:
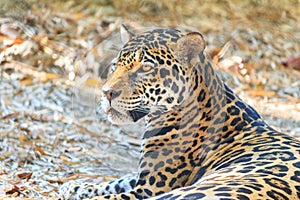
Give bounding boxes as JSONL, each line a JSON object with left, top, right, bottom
{"left": 101, "top": 29, "right": 192, "bottom": 125}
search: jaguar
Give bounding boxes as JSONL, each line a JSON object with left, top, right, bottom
{"left": 59, "top": 25, "right": 300, "bottom": 200}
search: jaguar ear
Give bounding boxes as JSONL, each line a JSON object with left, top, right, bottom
{"left": 173, "top": 32, "right": 206, "bottom": 64}
{"left": 120, "top": 24, "right": 135, "bottom": 44}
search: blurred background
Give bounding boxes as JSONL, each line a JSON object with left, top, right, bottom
{"left": 0, "top": 0, "right": 299, "bottom": 198}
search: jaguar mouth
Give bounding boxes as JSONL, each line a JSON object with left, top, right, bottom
{"left": 127, "top": 108, "right": 150, "bottom": 122}
{"left": 104, "top": 107, "right": 130, "bottom": 123}
{"left": 103, "top": 105, "right": 150, "bottom": 123}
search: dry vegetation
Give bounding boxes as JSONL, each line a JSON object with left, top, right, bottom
{"left": 0, "top": 0, "right": 299, "bottom": 199}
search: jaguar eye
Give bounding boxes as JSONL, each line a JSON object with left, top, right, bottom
{"left": 141, "top": 63, "right": 154, "bottom": 72}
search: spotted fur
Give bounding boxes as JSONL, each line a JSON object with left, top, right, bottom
{"left": 59, "top": 26, "right": 300, "bottom": 200}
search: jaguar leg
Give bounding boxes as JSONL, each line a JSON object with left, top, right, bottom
{"left": 59, "top": 175, "right": 137, "bottom": 200}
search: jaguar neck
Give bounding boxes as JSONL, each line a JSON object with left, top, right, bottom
{"left": 143, "top": 59, "right": 267, "bottom": 148}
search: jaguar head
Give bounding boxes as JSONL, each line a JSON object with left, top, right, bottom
{"left": 101, "top": 25, "right": 205, "bottom": 125}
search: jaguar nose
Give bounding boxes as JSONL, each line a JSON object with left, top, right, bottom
{"left": 102, "top": 89, "right": 121, "bottom": 102}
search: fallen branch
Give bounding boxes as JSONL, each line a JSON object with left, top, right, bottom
{"left": 3, "top": 61, "right": 60, "bottom": 82}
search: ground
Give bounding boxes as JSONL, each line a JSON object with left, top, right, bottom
{"left": 0, "top": 0, "right": 299, "bottom": 199}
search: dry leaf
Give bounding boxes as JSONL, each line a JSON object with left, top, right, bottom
{"left": 282, "top": 56, "right": 300, "bottom": 70}
{"left": 5, "top": 185, "right": 24, "bottom": 195}
{"left": 33, "top": 145, "right": 47, "bottom": 156}
{"left": 65, "top": 147, "right": 83, "bottom": 152}
{"left": 248, "top": 90, "right": 276, "bottom": 97}
{"left": 17, "top": 172, "right": 32, "bottom": 180}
